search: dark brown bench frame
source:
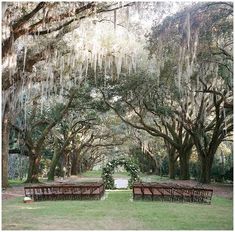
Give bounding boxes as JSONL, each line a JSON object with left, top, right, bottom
{"left": 24, "top": 182, "right": 105, "bottom": 201}
{"left": 133, "top": 182, "right": 213, "bottom": 204}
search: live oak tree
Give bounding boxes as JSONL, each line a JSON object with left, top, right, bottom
{"left": 47, "top": 118, "right": 95, "bottom": 181}
{"left": 100, "top": 73, "right": 193, "bottom": 180}
{"left": 12, "top": 90, "right": 76, "bottom": 183}
{"left": 46, "top": 83, "right": 100, "bottom": 179}
{"left": 148, "top": 2, "right": 233, "bottom": 183}
{"left": 175, "top": 78, "right": 233, "bottom": 183}
{"left": 2, "top": 1, "right": 179, "bottom": 187}
{"left": 3, "top": 1, "right": 232, "bottom": 187}
{"left": 2, "top": 1, "right": 137, "bottom": 187}
{"left": 73, "top": 109, "right": 129, "bottom": 174}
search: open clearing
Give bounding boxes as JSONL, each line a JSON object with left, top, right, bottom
{"left": 2, "top": 190, "right": 233, "bottom": 230}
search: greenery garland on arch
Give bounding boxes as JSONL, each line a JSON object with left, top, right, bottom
{"left": 101, "top": 158, "right": 140, "bottom": 189}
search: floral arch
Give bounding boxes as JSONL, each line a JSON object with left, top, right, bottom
{"left": 101, "top": 158, "right": 140, "bottom": 189}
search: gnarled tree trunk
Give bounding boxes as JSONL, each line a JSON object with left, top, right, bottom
{"left": 2, "top": 103, "right": 10, "bottom": 188}
{"left": 193, "top": 134, "right": 218, "bottom": 183}
{"left": 71, "top": 151, "right": 79, "bottom": 175}
{"left": 168, "top": 152, "right": 176, "bottom": 179}
{"left": 165, "top": 141, "right": 177, "bottom": 179}
{"left": 178, "top": 141, "right": 193, "bottom": 180}
{"left": 179, "top": 154, "right": 190, "bottom": 180}
{"left": 48, "top": 139, "right": 61, "bottom": 181}
{"left": 193, "top": 126, "right": 222, "bottom": 184}
{"left": 25, "top": 152, "right": 41, "bottom": 183}
{"left": 71, "top": 145, "right": 85, "bottom": 175}
{"left": 199, "top": 154, "right": 214, "bottom": 183}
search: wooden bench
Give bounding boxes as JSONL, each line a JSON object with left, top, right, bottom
{"left": 133, "top": 182, "right": 213, "bottom": 204}
{"left": 24, "top": 182, "right": 105, "bottom": 201}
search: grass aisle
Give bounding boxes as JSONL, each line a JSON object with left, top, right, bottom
{"left": 2, "top": 191, "right": 233, "bottom": 230}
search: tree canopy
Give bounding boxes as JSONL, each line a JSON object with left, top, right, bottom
{"left": 2, "top": 1, "right": 233, "bottom": 187}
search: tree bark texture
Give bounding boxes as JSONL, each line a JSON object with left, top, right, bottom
{"left": 179, "top": 154, "right": 190, "bottom": 180}
{"left": 168, "top": 152, "right": 176, "bottom": 179}
{"left": 2, "top": 103, "right": 10, "bottom": 188}
{"left": 25, "top": 153, "right": 41, "bottom": 183}
{"left": 193, "top": 129, "right": 221, "bottom": 183}
{"left": 47, "top": 139, "right": 61, "bottom": 181}
{"left": 199, "top": 154, "right": 214, "bottom": 183}
{"left": 71, "top": 151, "right": 79, "bottom": 175}
{"left": 178, "top": 142, "right": 193, "bottom": 180}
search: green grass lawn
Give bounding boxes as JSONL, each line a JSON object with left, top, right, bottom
{"left": 82, "top": 170, "right": 170, "bottom": 181}
{"left": 82, "top": 170, "right": 132, "bottom": 178}
{"left": 8, "top": 179, "right": 25, "bottom": 186}
{"left": 2, "top": 191, "right": 233, "bottom": 230}
{"left": 8, "top": 178, "right": 49, "bottom": 187}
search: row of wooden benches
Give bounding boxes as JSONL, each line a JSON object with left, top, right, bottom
{"left": 24, "top": 182, "right": 213, "bottom": 204}
{"left": 24, "top": 182, "right": 105, "bottom": 201}
{"left": 132, "top": 182, "right": 213, "bottom": 204}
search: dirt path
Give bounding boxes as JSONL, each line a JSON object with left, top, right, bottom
{"left": 2, "top": 186, "right": 25, "bottom": 200}
{"left": 2, "top": 178, "right": 233, "bottom": 201}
